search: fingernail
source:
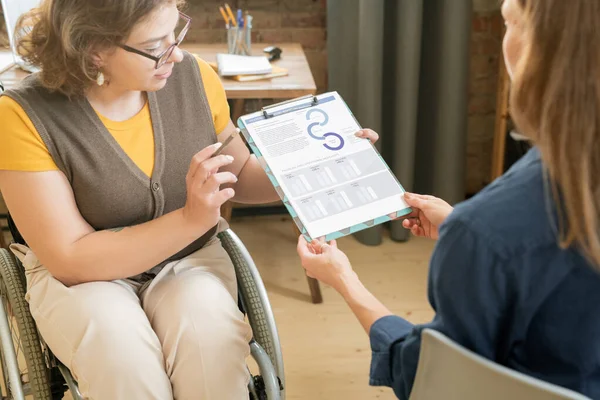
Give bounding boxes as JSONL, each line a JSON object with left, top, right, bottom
{"left": 226, "top": 155, "right": 234, "bottom": 161}
{"left": 214, "top": 142, "right": 223, "bottom": 149}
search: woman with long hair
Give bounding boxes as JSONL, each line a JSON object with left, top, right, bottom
{"left": 298, "top": 0, "right": 600, "bottom": 398}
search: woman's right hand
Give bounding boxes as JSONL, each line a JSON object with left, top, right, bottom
{"left": 402, "top": 192, "right": 454, "bottom": 240}
{"left": 182, "top": 143, "right": 238, "bottom": 231}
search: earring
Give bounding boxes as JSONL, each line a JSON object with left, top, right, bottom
{"left": 96, "top": 71, "right": 105, "bottom": 86}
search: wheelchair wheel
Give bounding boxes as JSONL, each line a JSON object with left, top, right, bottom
{"left": 0, "top": 249, "right": 53, "bottom": 399}
{"left": 218, "top": 230, "right": 285, "bottom": 400}
{"left": 219, "top": 232, "right": 281, "bottom": 372}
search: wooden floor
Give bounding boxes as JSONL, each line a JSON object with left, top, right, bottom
{"left": 1, "top": 215, "right": 435, "bottom": 399}
{"left": 232, "top": 215, "right": 435, "bottom": 400}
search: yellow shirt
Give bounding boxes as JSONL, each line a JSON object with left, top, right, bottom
{"left": 0, "top": 56, "right": 230, "bottom": 177}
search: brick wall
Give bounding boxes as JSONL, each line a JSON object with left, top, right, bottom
{"left": 468, "top": 0, "right": 504, "bottom": 194}
{"left": 183, "top": 0, "right": 327, "bottom": 92}
{"left": 0, "top": 0, "right": 503, "bottom": 195}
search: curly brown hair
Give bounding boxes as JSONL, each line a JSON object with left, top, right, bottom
{"left": 16, "top": 0, "right": 185, "bottom": 97}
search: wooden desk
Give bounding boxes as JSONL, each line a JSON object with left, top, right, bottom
{"left": 188, "top": 43, "right": 316, "bottom": 100}
{"left": 187, "top": 42, "right": 316, "bottom": 139}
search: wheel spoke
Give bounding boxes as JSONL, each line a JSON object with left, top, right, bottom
{"left": 1, "top": 281, "right": 30, "bottom": 392}
{"left": 0, "top": 299, "right": 11, "bottom": 396}
{"left": 9, "top": 319, "right": 17, "bottom": 353}
{"left": 8, "top": 315, "right": 27, "bottom": 376}
{"left": 0, "top": 349, "right": 9, "bottom": 397}
{"left": 13, "top": 329, "right": 22, "bottom": 360}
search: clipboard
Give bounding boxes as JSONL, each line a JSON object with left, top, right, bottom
{"left": 237, "top": 92, "right": 412, "bottom": 242}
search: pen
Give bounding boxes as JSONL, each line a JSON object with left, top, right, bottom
{"left": 224, "top": 3, "right": 237, "bottom": 27}
{"left": 212, "top": 129, "right": 239, "bottom": 157}
{"left": 237, "top": 9, "right": 243, "bottom": 28}
{"left": 236, "top": 9, "right": 244, "bottom": 53}
{"left": 219, "top": 6, "right": 230, "bottom": 28}
{"left": 241, "top": 14, "right": 251, "bottom": 55}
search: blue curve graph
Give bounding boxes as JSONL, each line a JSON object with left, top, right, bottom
{"left": 306, "top": 108, "right": 344, "bottom": 151}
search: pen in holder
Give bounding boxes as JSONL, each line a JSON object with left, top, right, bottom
{"left": 220, "top": 5, "right": 253, "bottom": 55}
{"left": 227, "top": 25, "right": 252, "bottom": 55}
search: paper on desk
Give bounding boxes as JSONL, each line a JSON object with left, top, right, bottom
{"left": 206, "top": 60, "right": 288, "bottom": 82}
{"left": 216, "top": 53, "right": 272, "bottom": 76}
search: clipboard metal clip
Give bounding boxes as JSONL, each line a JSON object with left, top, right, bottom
{"left": 261, "top": 95, "right": 319, "bottom": 119}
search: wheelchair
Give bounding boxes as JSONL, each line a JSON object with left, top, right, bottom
{"left": 0, "top": 213, "right": 285, "bottom": 400}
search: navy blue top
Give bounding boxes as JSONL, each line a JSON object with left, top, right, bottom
{"left": 369, "top": 147, "right": 600, "bottom": 399}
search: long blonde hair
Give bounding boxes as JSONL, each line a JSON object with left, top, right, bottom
{"left": 510, "top": 0, "right": 600, "bottom": 267}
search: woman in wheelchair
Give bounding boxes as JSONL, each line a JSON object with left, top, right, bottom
{"left": 0, "top": 0, "right": 292, "bottom": 398}
{"left": 299, "top": 0, "right": 600, "bottom": 399}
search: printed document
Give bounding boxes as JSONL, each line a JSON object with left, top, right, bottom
{"left": 239, "top": 92, "right": 411, "bottom": 240}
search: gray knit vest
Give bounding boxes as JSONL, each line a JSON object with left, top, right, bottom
{"left": 2, "top": 51, "right": 219, "bottom": 281}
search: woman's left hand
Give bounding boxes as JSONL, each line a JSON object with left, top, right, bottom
{"left": 355, "top": 129, "right": 380, "bottom": 144}
{"left": 297, "top": 236, "right": 355, "bottom": 291}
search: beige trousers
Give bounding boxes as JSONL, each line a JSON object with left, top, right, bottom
{"left": 10, "top": 227, "right": 252, "bottom": 400}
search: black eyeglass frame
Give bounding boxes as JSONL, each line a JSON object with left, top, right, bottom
{"left": 119, "top": 11, "right": 191, "bottom": 69}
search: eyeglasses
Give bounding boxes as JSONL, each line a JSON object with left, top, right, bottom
{"left": 119, "top": 11, "right": 191, "bottom": 69}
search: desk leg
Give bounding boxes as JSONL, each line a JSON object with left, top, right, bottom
{"left": 306, "top": 275, "right": 323, "bottom": 304}
{"left": 231, "top": 99, "right": 246, "bottom": 122}
{"left": 220, "top": 202, "right": 233, "bottom": 223}
{"left": 292, "top": 224, "right": 323, "bottom": 304}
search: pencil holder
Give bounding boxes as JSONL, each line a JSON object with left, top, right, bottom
{"left": 227, "top": 26, "right": 252, "bottom": 55}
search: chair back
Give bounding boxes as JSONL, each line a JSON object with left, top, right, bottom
{"left": 409, "top": 329, "right": 591, "bottom": 400}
